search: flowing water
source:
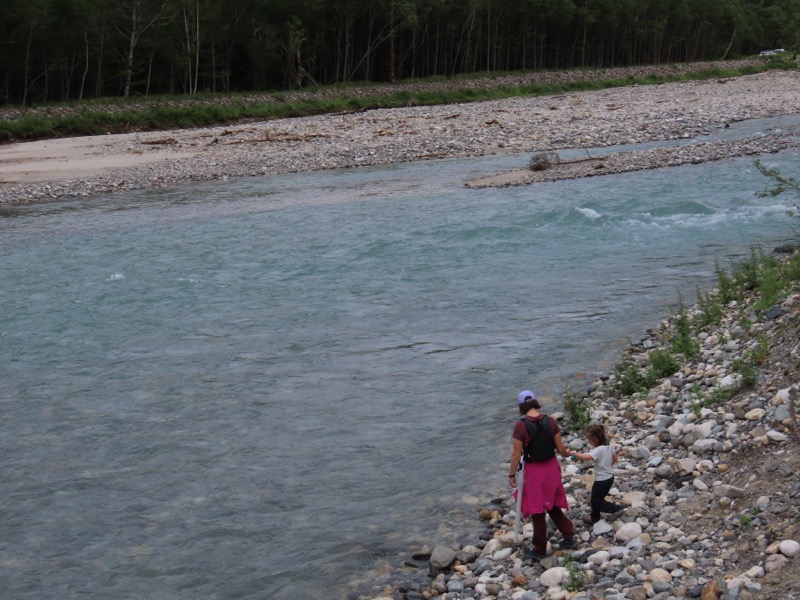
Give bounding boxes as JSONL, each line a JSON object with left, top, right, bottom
{"left": 1, "top": 116, "right": 799, "bottom": 599}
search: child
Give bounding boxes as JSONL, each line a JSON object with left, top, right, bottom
{"left": 570, "top": 423, "right": 624, "bottom": 524}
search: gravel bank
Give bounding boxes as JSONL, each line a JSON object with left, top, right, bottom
{"left": 366, "top": 260, "right": 800, "bottom": 600}
{"left": 1, "top": 63, "right": 799, "bottom": 206}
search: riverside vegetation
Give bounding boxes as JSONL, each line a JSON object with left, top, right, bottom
{"left": 0, "top": 57, "right": 794, "bottom": 143}
{"left": 367, "top": 168, "right": 800, "bottom": 600}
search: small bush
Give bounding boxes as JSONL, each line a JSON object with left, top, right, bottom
{"left": 613, "top": 358, "right": 655, "bottom": 396}
{"left": 714, "top": 259, "right": 738, "bottom": 304}
{"left": 562, "top": 387, "right": 592, "bottom": 433}
{"left": 783, "top": 252, "right": 800, "bottom": 281}
{"left": 668, "top": 295, "right": 699, "bottom": 360}
{"left": 732, "top": 246, "right": 764, "bottom": 291}
{"left": 564, "top": 554, "right": 588, "bottom": 592}
{"left": 649, "top": 348, "right": 681, "bottom": 378}
{"left": 694, "top": 286, "right": 724, "bottom": 329}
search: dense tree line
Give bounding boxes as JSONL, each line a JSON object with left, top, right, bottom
{"left": 2, "top": 0, "right": 798, "bottom": 105}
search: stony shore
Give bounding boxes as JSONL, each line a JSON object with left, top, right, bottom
{"left": 1, "top": 60, "right": 799, "bottom": 205}
{"left": 370, "top": 263, "right": 800, "bottom": 600}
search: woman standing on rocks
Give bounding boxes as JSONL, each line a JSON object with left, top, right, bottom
{"left": 508, "top": 390, "right": 576, "bottom": 559}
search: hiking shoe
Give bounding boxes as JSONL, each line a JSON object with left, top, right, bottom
{"left": 607, "top": 507, "right": 626, "bottom": 521}
{"left": 556, "top": 538, "right": 578, "bottom": 550}
{"left": 522, "top": 546, "right": 548, "bottom": 560}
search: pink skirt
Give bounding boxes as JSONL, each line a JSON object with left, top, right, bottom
{"left": 517, "top": 457, "right": 569, "bottom": 516}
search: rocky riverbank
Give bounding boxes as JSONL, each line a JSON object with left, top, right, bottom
{"left": 371, "top": 256, "right": 800, "bottom": 600}
{"left": 1, "top": 61, "right": 799, "bottom": 206}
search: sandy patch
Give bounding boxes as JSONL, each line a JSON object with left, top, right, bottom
{"left": 0, "top": 134, "right": 194, "bottom": 184}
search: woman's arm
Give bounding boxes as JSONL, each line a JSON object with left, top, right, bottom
{"left": 508, "top": 438, "right": 523, "bottom": 487}
{"left": 553, "top": 431, "right": 571, "bottom": 457}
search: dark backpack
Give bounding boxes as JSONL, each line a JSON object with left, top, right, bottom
{"left": 520, "top": 416, "right": 556, "bottom": 463}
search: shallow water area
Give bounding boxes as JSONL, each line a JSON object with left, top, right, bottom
{"left": 1, "top": 125, "right": 799, "bottom": 598}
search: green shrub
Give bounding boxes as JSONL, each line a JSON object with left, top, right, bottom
{"left": 754, "top": 264, "right": 782, "bottom": 311}
{"left": 613, "top": 358, "right": 656, "bottom": 396}
{"left": 562, "top": 387, "right": 592, "bottom": 433}
{"left": 731, "top": 246, "right": 778, "bottom": 294}
{"left": 649, "top": 348, "right": 681, "bottom": 378}
{"left": 694, "top": 286, "right": 724, "bottom": 329}
{"left": 564, "top": 554, "right": 587, "bottom": 592}
{"left": 715, "top": 259, "right": 738, "bottom": 304}
{"left": 783, "top": 252, "right": 800, "bottom": 282}
{"left": 668, "top": 295, "right": 699, "bottom": 360}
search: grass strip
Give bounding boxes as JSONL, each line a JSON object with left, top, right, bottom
{"left": 0, "top": 62, "right": 792, "bottom": 143}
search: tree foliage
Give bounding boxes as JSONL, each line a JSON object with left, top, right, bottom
{"left": 0, "top": 0, "right": 795, "bottom": 104}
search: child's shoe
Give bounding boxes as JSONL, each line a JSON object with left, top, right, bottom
{"left": 522, "top": 546, "right": 548, "bottom": 560}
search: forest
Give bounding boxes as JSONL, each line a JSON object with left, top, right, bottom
{"left": 2, "top": 0, "right": 798, "bottom": 106}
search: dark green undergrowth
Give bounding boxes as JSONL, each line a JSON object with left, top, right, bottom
{"left": 0, "top": 61, "right": 792, "bottom": 143}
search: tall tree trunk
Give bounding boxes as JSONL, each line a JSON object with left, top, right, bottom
{"left": 79, "top": 29, "right": 89, "bottom": 100}
{"left": 22, "top": 24, "right": 36, "bottom": 105}
{"left": 118, "top": 0, "right": 173, "bottom": 97}
{"left": 388, "top": 0, "right": 396, "bottom": 82}
{"left": 122, "top": 1, "right": 140, "bottom": 97}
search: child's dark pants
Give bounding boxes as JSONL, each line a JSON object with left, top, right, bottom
{"left": 590, "top": 476, "right": 622, "bottom": 523}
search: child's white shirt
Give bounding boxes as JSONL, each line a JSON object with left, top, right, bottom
{"left": 589, "top": 445, "right": 615, "bottom": 481}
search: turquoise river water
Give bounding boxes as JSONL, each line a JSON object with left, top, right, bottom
{"left": 1, "top": 115, "right": 799, "bottom": 599}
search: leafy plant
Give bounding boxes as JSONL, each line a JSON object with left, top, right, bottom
{"left": 754, "top": 254, "right": 784, "bottom": 311}
{"left": 731, "top": 356, "right": 759, "bottom": 389}
{"left": 738, "top": 513, "right": 754, "bottom": 527}
{"left": 564, "top": 553, "right": 588, "bottom": 592}
{"left": 562, "top": 386, "right": 592, "bottom": 433}
{"left": 694, "top": 285, "right": 724, "bottom": 329}
{"left": 649, "top": 348, "right": 681, "bottom": 379}
{"left": 732, "top": 246, "right": 764, "bottom": 292}
{"left": 737, "top": 507, "right": 762, "bottom": 527}
{"left": 668, "top": 294, "right": 699, "bottom": 360}
{"left": 612, "top": 356, "right": 659, "bottom": 397}
{"left": 784, "top": 252, "right": 800, "bottom": 282}
{"left": 755, "top": 159, "right": 800, "bottom": 218}
{"left": 714, "top": 259, "right": 738, "bottom": 304}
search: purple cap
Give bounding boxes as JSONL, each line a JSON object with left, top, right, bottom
{"left": 517, "top": 390, "right": 536, "bottom": 404}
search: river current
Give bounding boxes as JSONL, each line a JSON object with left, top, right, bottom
{"left": 1, "top": 116, "right": 799, "bottom": 599}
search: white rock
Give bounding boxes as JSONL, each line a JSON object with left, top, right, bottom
{"left": 649, "top": 568, "right": 672, "bottom": 582}
{"left": 772, "top": 388, "right": 792, "bottom": 405}
{"left": 622, "top": 491, "right": 647, "bottom": 505}
{"left": 766, "top": 430, "right": 788, "bottom": 442}
{"left": 539, "top": 566, "right": 569, "bottom": 587}
{"left": 588, "top": 550, "right": 610, "bottom": 565}
{"left": 493, "top": 547, "right": 513, "bottom": 561}
{"left": 720, "top": 374, "right": 741, "bottom": 389}
{"left": 593, "top": 520, "right": 614, "bottom": 536}
{"left": 616, "top": 522, "right": 643, "bottom": 543}
{"left": 765, "top": 553, "right": 789, "bottom": 573}
{"left": 695, "top": 421, "right": 714, "bottom": 438}
{"left": 745, "top": 565, "right": 765, "bottom": 578}
{"left": 779, "top": 539, "right": 800, "bottom": 558}
{"left": 745, "top": 408, "right": 766, "bottom": 421}
{"left": 481, "top": 538, "right": 500, "bottom": 555}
